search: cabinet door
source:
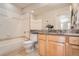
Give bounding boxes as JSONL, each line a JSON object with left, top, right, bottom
{"left": 38, "top": 40, "right": 46, "bottom": 56}
{"left": 47, "top": 41, "right": 65, "bottom": 56}
{"left": 67, "top": 44, "right": 79, "bottom": 56}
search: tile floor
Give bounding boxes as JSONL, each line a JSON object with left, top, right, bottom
{"left": 5, "top": 48, "right": 39, "bottom": 56}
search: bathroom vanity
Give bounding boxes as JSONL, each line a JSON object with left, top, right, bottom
{"left": 31, "top": 30, "right": 79, "bottom": 56}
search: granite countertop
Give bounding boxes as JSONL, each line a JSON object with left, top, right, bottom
{"left": 30, "top": 30, "right": 79, "bottom": 37}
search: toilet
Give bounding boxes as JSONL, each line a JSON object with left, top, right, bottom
{"left": 24, "top": 34, "right": 37, "bottom": 53}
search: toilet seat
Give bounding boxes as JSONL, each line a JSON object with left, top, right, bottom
{"left": 24, "top": 40, "right": 35, "bottom": 44}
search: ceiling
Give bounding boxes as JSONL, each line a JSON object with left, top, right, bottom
{"left": 12, "top": 3, "right": 33, "bottom": 9}
{"left": 12, "top": 3, "right": 70, "bottom": 16}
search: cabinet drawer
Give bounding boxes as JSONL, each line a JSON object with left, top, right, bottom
{"left": 48, "top": 35, "right": 66, "bottom": 43}
{"left": 69, "top": 37, "right": 79, "bottom": 45}
{"left": 38, "top": 34, "right": 46, "bottom": 40}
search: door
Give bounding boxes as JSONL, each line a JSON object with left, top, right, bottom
{"left": 47, "top": 41, "right": 65, "bottom": 56}
{"left": 66, "top": 37, "right": 79, "bottom": 56}
{"left": 38, "top": 40, "right": 46, "bottom": 56}
{"left": 67, "top": 44, "right": 79, "bottom": 56}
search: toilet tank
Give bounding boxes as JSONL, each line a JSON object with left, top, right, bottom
{"left": 30, "top": 34, "right": 37, "bottom": 41}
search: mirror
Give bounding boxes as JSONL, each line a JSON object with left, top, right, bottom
{"left": 37, "top": 3, "right": 79, "bottom": 30}
{"left": 39, "top": 3, "right": 71, "bottom": 30}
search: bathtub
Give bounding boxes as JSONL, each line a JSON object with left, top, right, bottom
{"left": 0, "top": 38, "right": 24, "bottom": 55}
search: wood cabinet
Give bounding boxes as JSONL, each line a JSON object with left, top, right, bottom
{"left": 47, "top": 35, "right": 65, "bottom": 56}
{"left": 38, "top": 34, "right": 79, "bottom": 56}
{"left": 38, "top": 34, "right": 46, "bottom": 40}
{"left": 38, "top": 40, "right": 46, "bottom": 56}
{"left": 66, "top": 44, "right": 79, "bottom": 56}
{"left": 69, "top": 37, "right": 79, "bottom": 45}
{"left": 66, "top": 37, "right": 79, "bottom": 56}
{"left": 38, "top": 34, "right": 66, "bottom": 56}
{"left": 48, "top": 35, "right": 66, "bottom": 43}
{"left": 47, "top": 41, "right": 65, "bottom": 56}
{"left": 38, "top": 34, "right": 46, "bottom": 56}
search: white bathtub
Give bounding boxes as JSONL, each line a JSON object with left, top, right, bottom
{"left": 0, "top": 38, "right": 24, "bottom": 55}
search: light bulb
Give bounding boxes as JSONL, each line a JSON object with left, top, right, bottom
{"left": 31, "top": 10, "right": 34, "bottom": 13}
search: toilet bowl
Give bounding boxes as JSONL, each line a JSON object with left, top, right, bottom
{"left": 24, "top": 34, "right": 37, "bottom": 53}
{"left": 24, "top": 40, "right": 35, "bottom": 53}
